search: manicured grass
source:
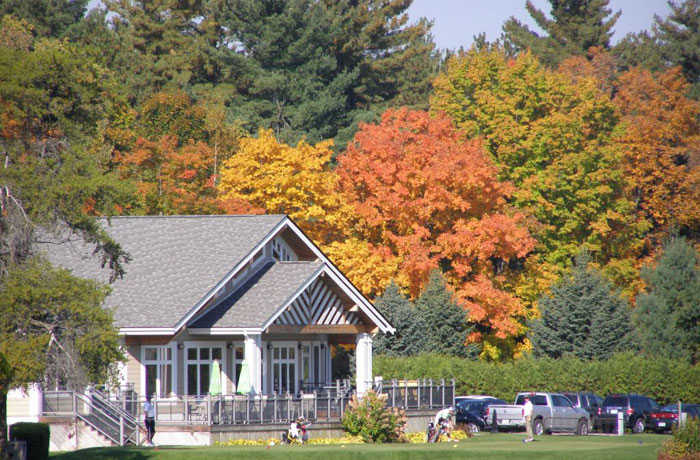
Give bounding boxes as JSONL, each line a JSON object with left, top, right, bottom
{"left": 50, "top": 433, "right": 668, "bottom": 460}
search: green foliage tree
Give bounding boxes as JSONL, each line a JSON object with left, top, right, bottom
{"left": 414, "top": 270, "right": 478, "bottom": 358}
{"left": 0, "top": 0, "right": 88, "bottom": 38}
{"left": 502, "top": 0, "right": 621, "bottom": 67}
{"left": 372, "top": 282, "right": 426, "bottom": 357}
{"left": 633, "top": 236, "right": 700, "bottom": 363}
{"left": 0, "top": 257, "right": 123, "bottom": 457}
{"left": 530, "top": 251, "right": 633, "bottom": 360}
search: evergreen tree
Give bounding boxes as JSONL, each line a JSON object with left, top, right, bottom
{"left": 372, "top": 282, "right": 425, "bottom": 357}
{"left": 0, "top": 0, "right": 88, "bottom": 38}
{"left": 530, "top": 251, "right": 633, "bottom": 359}
{"left": 654, "top": 0, "right": 700, "bottom": 98}
{"left": 414, "top": 270, "right": 478, "bottom": 358}
{"left": 503, "top": 0, "right": 621, "bottom": 67}
{"left": 633, "top": 236, "right": 700, "bottom": 363}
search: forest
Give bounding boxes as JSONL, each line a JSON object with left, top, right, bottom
{"left": 1, "top": 0, "right": 699, "bottom": 365}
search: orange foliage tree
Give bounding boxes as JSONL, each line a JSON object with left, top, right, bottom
{"left": 335, "top": 108, "right": 536, "bottom": 358}
{"left": 613, "top": 67, "right": 700, "bottom": 247}
{"left": 113, "top": 136, "right": 220, "bottom": 214}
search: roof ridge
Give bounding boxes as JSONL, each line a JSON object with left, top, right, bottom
{"left": 98, "top": 214, "right": 287, "bottom": 220}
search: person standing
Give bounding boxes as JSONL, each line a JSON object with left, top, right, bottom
{"left": 523, "top": 397, "right": 534, "bottom": 443}
{"left": 144, "top": 395, "right": 156, "bottom": 447}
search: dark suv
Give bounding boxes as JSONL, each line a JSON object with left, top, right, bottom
{"left": 599, "top": 394, "right": 660, "bottom": 434}
{"left": 563, "top": 392, "right": 604, "bottom": 430}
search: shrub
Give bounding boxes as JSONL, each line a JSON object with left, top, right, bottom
{"left": 341, "top": 390, "right": 407, "bottom": 443}
{"left": 658, "top": 417, "right": 700, "bottom": 460}
{"left": 10, "top": 422, "right": 50, "bottom": 460}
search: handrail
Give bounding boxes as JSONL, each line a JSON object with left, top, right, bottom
{"left": 89, "top": 387, "right": 139, "bottom": 425}
{"left": 72, "top": 392, "right": 139, "bottom": 446}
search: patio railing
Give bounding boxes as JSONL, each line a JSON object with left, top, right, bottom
{"left": 41, "top": 379, "right": 455, "bottom": 427}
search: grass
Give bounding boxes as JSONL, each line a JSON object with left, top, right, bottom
{"left": 50, "top": 433, "right": 668, "bottom": 460}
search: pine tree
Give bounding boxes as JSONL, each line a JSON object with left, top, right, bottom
{"left": 530, "top": 251, "right": 633, "bottom": 359}
{"left": 414, "top": 271, "right": 478, "bottom": 358}
{"left": 633, "top": 236, "right": 700, "bottom": 363}
{"left": 372, "top": 282, "right": 425, "bottom": 357}
{"left": 503, "top": 0, "right": 621, "bottom": 67}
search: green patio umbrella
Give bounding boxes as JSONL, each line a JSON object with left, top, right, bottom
{"left": 236, "top": 359, "right": 252, "bottom": 394}
{"left": 208, "top": 359, "right": 222, "bottom": 396}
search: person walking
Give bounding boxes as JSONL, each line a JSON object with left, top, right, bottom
{"left": 144, "top": 395, "right": 157, "bottom": 447}
{"left": 523, "top": 396, "right": 534, "bottom": 443}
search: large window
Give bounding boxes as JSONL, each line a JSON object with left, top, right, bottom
{"left": 271, "top": 345, "right": 296, "bottom": 394}
{"left": 232, "top": 343, "right": 244, "bottom": 389}
{"left": 185, "top": 345, "right": 223, "bottom": 396}
{"left": 143, "top": 346, "right": 174, "bottom": 398}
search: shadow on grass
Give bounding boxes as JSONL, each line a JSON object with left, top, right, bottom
{"left": 51, "top": 447, "right": 151, "bottom": 460}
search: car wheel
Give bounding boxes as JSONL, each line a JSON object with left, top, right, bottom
{"left": 466, "top": 422, "right": 480, "bottom": 434}
{"left": 632, "top": 417, "right": 645, "bottom": 434}
{"left": 576, "top": 419, "right": 589, "bottom": 436}
{"left": 533, "top": 419, "right": 544, "bottom": 436}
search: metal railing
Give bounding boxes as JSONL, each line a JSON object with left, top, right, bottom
{"left": 378, "top": 379, "right": 455, "bottom": 410}
{"left": 41, "top": 379, "right": 455, "bottom": 426}
{"left": 42, "top": 390, "right": 140, "bottom": 446}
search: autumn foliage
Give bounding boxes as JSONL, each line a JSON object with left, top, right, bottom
{"left": 335, "top": 108, "right": 536, "bottom": 352}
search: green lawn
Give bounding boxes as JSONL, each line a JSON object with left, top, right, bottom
{"left": 50, "top": 433, "right": 668, "bottom": 460}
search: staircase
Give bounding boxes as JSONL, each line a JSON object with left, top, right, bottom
{"left": 73, "top": 388, "right": 141, "bottom": 446}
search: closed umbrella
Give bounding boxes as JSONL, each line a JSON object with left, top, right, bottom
{"left": 237, "top": 359, "right": 252, "bottom": 394}
{"left": 208, "top": 359, "right": 222, "bottom": 396}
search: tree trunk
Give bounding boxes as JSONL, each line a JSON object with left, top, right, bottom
{"left": 0, "top": 388, "right": 8, "bottom": 460}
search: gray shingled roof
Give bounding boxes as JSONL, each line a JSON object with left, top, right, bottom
{"left": 35, "top": 215, "right": 286, "bottom": 329}
{"left": 190, "top": 260, "right": 323, "bottom": 329}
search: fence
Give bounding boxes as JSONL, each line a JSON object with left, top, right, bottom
{"left": 377, "top": 379, "right": 455, "bottom": 410}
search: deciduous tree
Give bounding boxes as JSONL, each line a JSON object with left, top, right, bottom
{"left": 335, "top": 108, "right": 536, "bottom": 358}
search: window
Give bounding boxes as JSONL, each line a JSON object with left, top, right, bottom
{"left": 552, "top": 395, "right": 573, "bottom": 408}
{"left": 271, "top": 345, "right": 296, "bottom": 394}
{"left": 186, "top": 345, "right": 223, "bottom": 396}
{"left": 143, "top": 346, "right": 173, "bottom": 398}
{"left": 232, "top": 344, "right": 244, "bottom": 388}
{"left": 272, "top": 238, "right": 293, "bottom": 262}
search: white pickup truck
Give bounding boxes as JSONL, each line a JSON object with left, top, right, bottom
{"left": 479, "top": 402, "right": 526, "bottom": 430}
{"left": 514, "top": 392, "right": 591, "bottom": 435}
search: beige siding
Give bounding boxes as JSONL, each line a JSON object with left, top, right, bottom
{"left": 127, "top": 345, "right": 141, "bottom": 396}
{"left": 7, "top": 395, "right": 29, "bottom": 417}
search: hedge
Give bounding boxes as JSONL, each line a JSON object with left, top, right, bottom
{"left": 374, "top": 352, "right": 700, "bottom": 405}
{"left": 10, "top": 422, "right": 50, "bottom": 460}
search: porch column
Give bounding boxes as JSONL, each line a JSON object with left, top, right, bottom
{"left": 355, "top": 332, "right": 373, "bottom": 395}
{"left": 244, "top": 334, "right": 262, "bottom": 394}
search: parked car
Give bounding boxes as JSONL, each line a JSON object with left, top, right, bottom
{"left": 598, "top": 394, "right": 660, "bottom": 434}
{"left": 514, "top": 392, "right": 591, "bottom": 435}
{"left": 563, "top": 392, "right": 604, "bottom": 430}
{"left": 650, "top": 404, "right": 700, "bottom": 433}
{"left": 476, "top": 398, "right": 526, "bottom": 431}
{"left": 454, "top": 396, "right": 508, "bottom": 433}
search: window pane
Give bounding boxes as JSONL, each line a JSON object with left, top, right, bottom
{"left": 187, "top": 365, "right": 198, "bottom": 395}
{"left": 187, "top": 348, "right": 197, "bottom": 360}
{"left": 289, "top": 347, "right": 295, "bottom": 359}
{"left": 235, "top": 347, "right": 244, "bottom": 360}
{"left": 160, "top": 364, "right": 172, "bottom": 396}
{"left": 146, "top": 364, "right": 157, "bottom": 397}
{"left": 281, "top": 348, "right": 287, "bottom": 360}
{"left": 273, "top": 348, "right": 279, "bottom": 359}
{"left": 213, "top": 347, "right": 222, "bottom": 360}
{"left": 200, "top": 348, "right": 210, "bottom": 360}
{"left": 200, "top": 364, "right": 210, "bottom": 395}
{"left": 145, "top": 348, "right": 157, "bottom": 361}
{"left": 281, "top": 364, "right": 287, "bottom": 391}
{"left": 289, "top": 364, "right": 295, "bottom": 392}
{"left": 164, "top": 348, "right": 172, "bottom": 360}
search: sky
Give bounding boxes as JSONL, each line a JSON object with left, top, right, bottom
{"left": 407, "top": 0, "right": 672, "bottom": 51}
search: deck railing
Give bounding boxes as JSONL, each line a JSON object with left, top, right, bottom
{"left": 41, "top": 379, "right": 454, "bottom": 426}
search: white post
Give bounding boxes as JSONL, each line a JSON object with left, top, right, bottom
{"left": 617, "top": 411, "right": 624, "bottom": 435}
{"left": 244, "top": 334, "right": 262, "bottom": 394}
{"left": 355, "top": 333, "right": 373, "bottom": 395}
{"left": 28, "top": 385, "right": 42, "bottom": 421}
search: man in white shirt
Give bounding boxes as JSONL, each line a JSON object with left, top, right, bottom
{"left": 143, "top": 395, "right": 156, "bottom": 447}
{"left": 523, "top": 397, "right": 534, "bottom": 442}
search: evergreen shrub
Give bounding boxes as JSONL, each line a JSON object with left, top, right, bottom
{"left": 10, "top": 422, "right": 50, "bottom": 460}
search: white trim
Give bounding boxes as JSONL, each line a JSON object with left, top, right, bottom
{"left": 175, "top": 217, "right": 288, "bottom": 332}
{"left": 187, "top": 328, "right": 262, "bottom": 335}
{"left": 268, "top": 341, "right": 300, "bottom": 394}
{"left": 281, "top": 219, "right": 395, "bottom": 334}
{"left": 120, "top": 328, "right": 175, "bottom": 335}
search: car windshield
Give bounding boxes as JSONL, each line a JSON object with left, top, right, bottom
{"left": 603, "top": 396, "right": 628, "bottom": 407}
